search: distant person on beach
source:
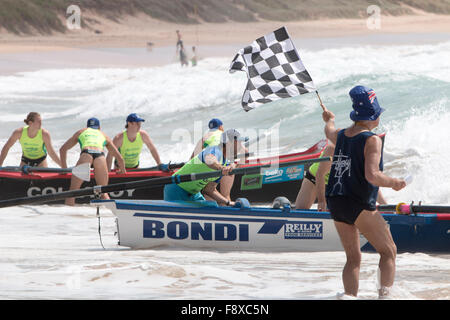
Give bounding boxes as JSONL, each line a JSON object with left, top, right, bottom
{"left": 295, "top": 141, "right": 387, "bottom": 210}
{"left": 191, "top": 46, "right": 197, "bottom": 67}
{"left": 175, "top": 30, "right": 188, "bottom": 67}
{"left": 59, "top": 117, "right": 126, "bottom": 206}
{"left": 176, "top": 30, "right": 182, "bottom": 49}
{"left": 321, "top": 85, "right": 406, "bottom": 299}
{"left": 164, "top": 129, "right": 248, "bottom": 206}
{"left": 179, "top": 42, "right": 188, "bottom": 67}
{"left": 0, "top": 112, "right": 61, "bottom": 168}
{"left": 106, "top": 113, "right": 169, "bottom": 171}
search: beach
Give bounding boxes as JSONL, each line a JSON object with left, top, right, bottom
{"left": 1, "top": 12, "right": 450, "bottom": 74}
{"left": 0, "top": 9, "right": 449, "bottom": 301}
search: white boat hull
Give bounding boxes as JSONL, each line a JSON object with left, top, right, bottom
{"left": 94, "top": 199, "right": 357, "bottom": 252}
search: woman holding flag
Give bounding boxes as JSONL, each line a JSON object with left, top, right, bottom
{"left": 321, "top": 85, "right": 406, "bottom": 299}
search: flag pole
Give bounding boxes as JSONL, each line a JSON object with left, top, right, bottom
{"left": 315, "top": 90, "right": 326, "bottom": 111}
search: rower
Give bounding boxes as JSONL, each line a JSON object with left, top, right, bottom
{"left": 0, "top": 112, "right": 61, "bottom": 168}
{"left": 164, "top": 129, "right": 248, "bottom": 206}
{"left": 190, "top": 118, "right": 224, "bottom": 159}
{"left": 107, "top": 113, "right": 169, "bottom": 171}
{"left": 59, "top": 117, "right": 126, "bottom": 206}
{"left": 190, "top": 120, "right": 248, "bottom": 202}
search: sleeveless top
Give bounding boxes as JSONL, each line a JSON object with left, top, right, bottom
{"left": 203, "top": 130, "right": 222, "bottom": 148}
{"left": 308, "top": 150, "right": 330, "bottom": 184}
{"left": 78, "top": 128, "right": 106, "bottom": 150}
{"left": 119, "top": 130, "right": 143, "bottom": 168}
{"left": 173, "top": 146, "right": 225, "bottom": 195}
{"left": 326, "top": 130, "right": 383, "bottom": 209}
{"left": 19, "top": 126, "right": 47, "bottom": 159}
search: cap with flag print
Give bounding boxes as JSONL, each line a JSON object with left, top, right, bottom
{"left": 229, "top": 26, "right": 316, "bottom": 111}
{"left": 349, "top": 85, "right": 385, "bottom": 121}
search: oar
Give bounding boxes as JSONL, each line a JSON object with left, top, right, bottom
{"left": 128, "top": 153, "right": 255, "bottom": 172}
{"left": 0, "top": 156, "right": 331, "bottom": 208}
{"left": 128, "top": 162, "right": 185, "bottom": 172}
{"left": 0, "top": 163, "right": 91, "bottom": 182}
{"left": 378, "top": 202, "right": 450, "bottom": 214}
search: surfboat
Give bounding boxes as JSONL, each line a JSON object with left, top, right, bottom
{"left": 92, "top": 198, "right": 450, "bottom": 253}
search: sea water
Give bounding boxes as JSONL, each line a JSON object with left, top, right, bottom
{"left": 0, "top": 35, "right": 449, "bottom": 299}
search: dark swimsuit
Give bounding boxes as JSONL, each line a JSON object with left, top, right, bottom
{"left": 21, "top": 154, "right": 47, "bottom": 167}
{"left": 304, "top": 170, "right": 316, "bottom": 185}
{"left": 81, "top": 149, "right": 105, "bottom": 160}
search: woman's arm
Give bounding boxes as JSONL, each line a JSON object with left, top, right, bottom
{"left": 42, "top": 129, "right": 62, "bottom": 167}
{"left": 322, "top": 107, "right": 339, "bottom": 145}
{"left": 316, "top": 145, "right": 334, "bottom": 211}
{"left": 106, "top": 133, "right": 122, "bottom": 171}
{"left": 0, "top": 128, "right": 21, "bottom": 166}
{"left": 364, "top": 135, "right": 406, "bottom": 191}
{"left": 59, "top": 130, "right": 81, "bottom": 168}
{"left": 141, "top": 130, "right": 162, "bottom": 165}
{"left": 104, "top": 134, "right": 126, "bottom": 174}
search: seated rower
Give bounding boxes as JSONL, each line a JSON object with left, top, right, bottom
{"left": 0, "top": 112, "right": 61, "bottom": 168}
{"left": 107, "top": 113, "right": 169, "bottom": 171}
{"left": 59, "top": 117, "right": 126, "bottom": 206}
{"left": 164, "top": 129, "right": 247, "bottom": 206}
{"left": 191, "top": 121, "right": 248, "bottom": 202}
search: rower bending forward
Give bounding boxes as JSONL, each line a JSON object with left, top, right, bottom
{"left": 59, "top": 117, "right": 126, "bottom": 206}
{"left": 164, "top": 129, "right": 247, "bottom": 206}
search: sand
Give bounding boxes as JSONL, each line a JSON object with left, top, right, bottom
{"left": 1, "top": 11, "right": 450, "bottom": 51}
{"left": 0, "top": 12, "right": 449, "bottom": 74}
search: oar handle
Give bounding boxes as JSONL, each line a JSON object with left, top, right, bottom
{"left": 128, "top": 153, "right": 255, "bottom": 172}
{"left": 378, "top": 202, "right": 450, "bottom": 214}
{"left": 128, "top": 162, "right": 185, "bottom": 172}
{"left": 0, "top": 166, "right": 73, "bottom": 174}
{"left": 22, "top": 166, "right": 73, "bottom": 174}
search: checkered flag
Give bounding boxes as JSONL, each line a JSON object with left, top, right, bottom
{"left": 230, "top": 26, "right": 316, "bottom": 111}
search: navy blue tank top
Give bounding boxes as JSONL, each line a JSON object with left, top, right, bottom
{"left": 326, "top": 130, "right": 383, "bottom": 210}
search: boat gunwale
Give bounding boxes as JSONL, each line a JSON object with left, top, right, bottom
{"left": 93, "top": 199, "right": 441, "bottom": 225}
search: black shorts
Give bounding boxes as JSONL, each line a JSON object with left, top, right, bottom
{"left": 21, "top": 154, "right": 47, "bottom": 167}
{"left": 327, "top": 196, "right": 375, "bottom": 225}
{"left": 304, "top": 170, "right": 316, "bottom": 185}
{"left": 81, "top": 149, "right": 105, "bottom": 160}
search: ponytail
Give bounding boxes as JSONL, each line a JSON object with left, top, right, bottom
{"left": 24, "top": 112, "right": 40, "bottom": 125}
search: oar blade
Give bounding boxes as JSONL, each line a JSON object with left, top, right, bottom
{"left": 71, "top": 163, "right": 91, "bottom": 182}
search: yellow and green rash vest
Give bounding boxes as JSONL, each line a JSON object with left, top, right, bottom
{"left": 78, "top": 128, "right": 106, "bottom": 150}
{"left": 308, "top": 151, "right": 330, "bottom": 184}
{"left": 119, "top": 130, "right": 143, "bottom": 168}
{"left": 19, "top": 126, "right": 47, "bottom": 159}
{"left": 173, "top": 146, "right": 225, "bottom": 195}
{"left": 203, "top": 129, "right": 222, "bottom": 148}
